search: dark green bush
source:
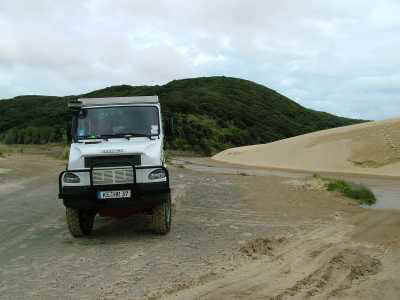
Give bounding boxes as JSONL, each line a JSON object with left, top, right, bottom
{"left": 326, "top": 180, "right": 376, "bottom": 205}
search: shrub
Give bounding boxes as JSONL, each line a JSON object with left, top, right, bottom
{"left": 326, "top": 179, "right": 376, "bottom": 205}
{"left": 4, "top": 129, "right": 18, "bottom": 144}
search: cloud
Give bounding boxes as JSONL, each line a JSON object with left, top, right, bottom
{"left": 0, "top": 0, "right": 399, "bottom": 120}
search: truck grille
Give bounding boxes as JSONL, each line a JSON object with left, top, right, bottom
{"left": 92, "top": 168, "right": 134, "bottom": 185}
{"left": 84, "top": 155, "right": 141, "bottom": 168}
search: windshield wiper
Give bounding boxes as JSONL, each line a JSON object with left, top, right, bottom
{"left": 76, "top": 135, "right": 102, "bottom": 140}
{"left": 93, "top": 133, "right": 156, "bottom": 140}
{"left": 120, "top": 132, "right": 155, "bottom": 140}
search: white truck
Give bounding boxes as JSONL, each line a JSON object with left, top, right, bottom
{"left": 58, "top": 96, "right": 171, "bottom": 237}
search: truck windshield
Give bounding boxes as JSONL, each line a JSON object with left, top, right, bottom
{"left": 76, "top": 106, "right": 160, "bottom": 139}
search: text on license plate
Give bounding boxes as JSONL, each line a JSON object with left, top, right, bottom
{"left": 98, "top": 190, "right": 131, "bottom": 199}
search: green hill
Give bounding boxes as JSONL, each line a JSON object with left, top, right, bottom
{"left": 0, "top": 76, "right": 365, "bottom": 154}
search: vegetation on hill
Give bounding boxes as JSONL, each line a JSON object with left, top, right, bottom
{"left": 0, "top": 76, "right": 365, "bottom": 154}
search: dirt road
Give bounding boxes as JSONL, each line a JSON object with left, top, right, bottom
{"left": 1, "top": 154, "right": 400, "bottom": 299}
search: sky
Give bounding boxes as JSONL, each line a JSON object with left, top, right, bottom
{"left": 0, "top": 0, "right": 399, "bottom": 120}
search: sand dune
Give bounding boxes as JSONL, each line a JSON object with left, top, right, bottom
{"left": 213, "top": 118, "right": 400, "bottom": 177}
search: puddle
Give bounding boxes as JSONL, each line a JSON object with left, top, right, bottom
{"left": 172, "top": 158, "right": 400, "bottom": 210}
{"left": 171, "top": 159, "right": 308, "bottom": 179}
{"left": 364, "top": 185, "right": 400, "bottom": 210}
{"left": 339, "top": 177, "right": 400, "bottom": 210}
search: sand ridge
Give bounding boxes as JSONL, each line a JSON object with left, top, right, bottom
{"left": 213, "top": 118, "right": 400, "bottom": 177}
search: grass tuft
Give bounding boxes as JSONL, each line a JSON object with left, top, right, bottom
{"left": 164, "top": 150, "right": 171, "bottom": 164}
{"left": 62, "top": 146, "right": 70, "bottom": 160}
{"left": 0, "top": 144, "right": 13, "bottom": 155}
{"left": 326, "top": 179, "right": 376, "bottom": 205}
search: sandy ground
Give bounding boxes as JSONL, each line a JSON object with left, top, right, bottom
{"left": 213, "top": 118, "right": 400, "bottom": 177}
{"left": 1, "top": 154, "right": 400, "bottom": 299}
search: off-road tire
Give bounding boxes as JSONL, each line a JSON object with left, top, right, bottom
{"left": 152, "top": 193, "right": 171, "bottom": 235}
{"left": 66, "top": 208, "right": 96, "bottom": 237}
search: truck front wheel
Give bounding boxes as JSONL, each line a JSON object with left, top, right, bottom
{"left": 152, "top": 194, "right": 171, "bottom": 235}
{"left": 66, "top": 208, "right": 96, "bottom": 237}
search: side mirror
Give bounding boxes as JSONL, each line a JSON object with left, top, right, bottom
{"left": 68, "top": 99, "right": 82, "bottom": 110}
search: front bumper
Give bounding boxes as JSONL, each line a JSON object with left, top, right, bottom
{"left": 59, "top": 164, "right": 170, "bottom": 210}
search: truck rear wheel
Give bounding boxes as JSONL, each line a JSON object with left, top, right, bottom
{"left": 152, "top": 194, "right": 171, "bottom": 235}
{"left": 66, "top": 208, "right": 96, "bottom": 237}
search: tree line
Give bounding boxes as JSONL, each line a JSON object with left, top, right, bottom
{"left": 0, "top": 76, "right": 365, "bottom": 154}
{"left": 1, "top": 126, "right": 66, "bottom": 145}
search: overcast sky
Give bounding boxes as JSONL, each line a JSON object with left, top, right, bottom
{"left": 0, "top": 1, "right": 399, "bottom": 120}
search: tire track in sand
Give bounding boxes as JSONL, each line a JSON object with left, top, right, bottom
{"left": 170, "top": 216, "right": 385, "bottom": 300}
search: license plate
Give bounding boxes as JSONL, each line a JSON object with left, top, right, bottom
{"left": 97, "top": 190, "right": 131, "bottom": 199}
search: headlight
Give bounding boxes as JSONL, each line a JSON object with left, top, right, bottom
{"left": 63, "top": 172, "right": 80, "bottom": 183}
{"left": 148, "top": 169, "right": 166, "bottom": 180}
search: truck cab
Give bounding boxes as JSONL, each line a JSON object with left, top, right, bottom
{"left": 58, "top": 96, "right": 171, "bottom": 237}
